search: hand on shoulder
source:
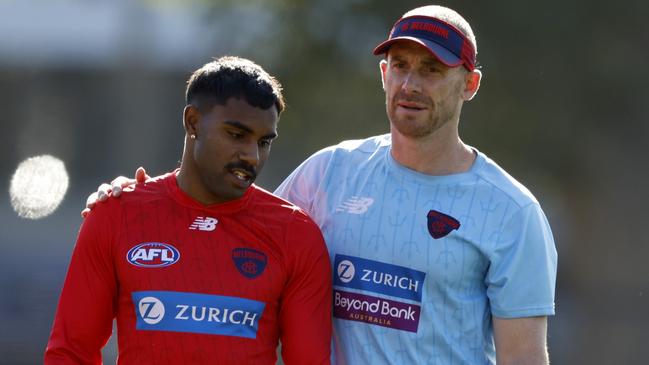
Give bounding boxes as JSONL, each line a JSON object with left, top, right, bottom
{"left": 81, "top": 167, "right": 150, "bottom": 217}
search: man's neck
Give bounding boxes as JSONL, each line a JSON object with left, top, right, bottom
{"left": 389, "top": 123, "right": 475, "bottom": 176}
{"left": 176, "top": 153, "right": 226, "bottom": 206}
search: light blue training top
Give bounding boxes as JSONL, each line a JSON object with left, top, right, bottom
{"left": 275, "top": 134, "right": 557, "bottom": 365}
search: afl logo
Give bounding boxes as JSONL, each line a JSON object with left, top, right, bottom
{"left": 127, "top": 242, "right": 180, "bottom": 268}
{"left": 337, "top": 260, "right": 355, "bottom": 283}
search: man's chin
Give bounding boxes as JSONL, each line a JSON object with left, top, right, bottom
{"left": 391, "top": 119, "right": 431, "bottom": 138}
{"left": 207, "top": 187, "right": 247, "bottom": 204}
{"left": 202, "top": 179, "right": 250, "bottom": 204}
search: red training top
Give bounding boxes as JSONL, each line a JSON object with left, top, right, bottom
{"left": 45, "top": 172, "right": 332, "bottom": 364}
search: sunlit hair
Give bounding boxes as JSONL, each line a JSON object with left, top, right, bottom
{"left": 186, "top": 56, "right": 285, "bottom": 115}
{"left": 403, "top": 5, "right": 477, "bottom": 57}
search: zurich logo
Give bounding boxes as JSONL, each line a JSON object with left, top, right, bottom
{"left": 337, "top": 260, "right": 355, "bottom": 283}
{"left": 138, "top": 296, "right": 165, "bottom": 325}
{"left": 127, "top": 242, "right": 180, "bottom": 267}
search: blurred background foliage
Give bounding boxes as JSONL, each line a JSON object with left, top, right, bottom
{"left": 0, "top": 0, "right": 648, "bottom": 363}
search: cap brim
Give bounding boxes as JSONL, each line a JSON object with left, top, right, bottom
{"left": 372, "top": 37, "right": 463, "bottom": 68}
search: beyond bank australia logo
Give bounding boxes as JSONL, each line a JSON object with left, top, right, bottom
{"left": 332, "top": 254, "right": 426, "bottom": 333}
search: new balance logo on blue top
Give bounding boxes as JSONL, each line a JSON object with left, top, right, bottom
{"left": 132, "top": 291, "right": 265, "bottom": 339}
{"left": 336, "top": 196, "right": 374, "bottom": 214}
{"left": 334, "top": 254, "right": 426, "bottom": 302}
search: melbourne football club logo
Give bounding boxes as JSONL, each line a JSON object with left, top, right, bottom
{"left": 337, "top": 260, "right": 355, "bottom": 283}
{"left": 127, "top": 242, "right": 180, "bottom": 267}
{"left": 138, "top": 296, "right": 165, "bottom": 324}
{"left": 426, "top": 210, "right": 460, "bottom": 239}
{"left": 232, "top": 248, "right": 267, "bottom": 279}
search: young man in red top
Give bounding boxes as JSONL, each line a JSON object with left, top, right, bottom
{"left": 45, "top": 56, "right": 332, "bottom": 365}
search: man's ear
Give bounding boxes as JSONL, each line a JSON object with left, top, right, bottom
{"left": 379, "top": 59, "right": 388, "bottom": 91}
{"left": 463, "top": 69, "right": 482, "bottom": 101}
{"left": 183, "top": 104, "right": 201, "bottom": 137}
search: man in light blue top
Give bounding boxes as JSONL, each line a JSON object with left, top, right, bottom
{"left": 274, "top": 5, "right": 557, "bottom": 365}
{"left": 89, "top": 5, "right": 557, "bottom": 364}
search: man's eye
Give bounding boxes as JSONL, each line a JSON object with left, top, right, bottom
{"left": 259, "top": 139, "right": 272, "bottom": 148}
{"left": 229, "top": 131, "right": 243, "bottom": 139}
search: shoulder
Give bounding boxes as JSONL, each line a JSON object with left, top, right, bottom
{"left": 119, "top": 172, "right": 173, "bottom": 202}
{"left": 298, "top": 134, "right": 390, "bottom": 171}
{"left": 85, "top": 172, "right": 173, "bottom": 221}
{"left": 472, "top": 149, "right": 540, "bottom": 209}
{"left": 250, "top": 185, "right": 311, "bottom": 218}
{"left": 318, "top": 134, "right": 390, "bottom": 157}
{"left": 250, "top": 186, "right": 323, "bottom": 234}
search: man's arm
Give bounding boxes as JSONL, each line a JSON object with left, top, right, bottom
{"left": 278, "top": 213, "right": 332, "bottom": 364}
{"left": 485, "top": 203, "right": 557, "bottom": 364}
{"left": 493, "top": 316, "right": 549, "bottom": 365}
{"left": 45, "top": 203, "right": 119, "bottom": 364}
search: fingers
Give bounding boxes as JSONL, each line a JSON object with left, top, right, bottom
{"left": 86, "top": 191, "right": 99, "bottom": 209}
{"left": 82, "top": 168, "right": 147, "bottom": 218}
{"left": 97, "top": 183, "right": 112, "bottom": 201}
{"left": 135, "top": 167, "right": 149, "bottom": 183}
{"left": 82, "top": 168, "right": 150, "bottom": 218}
{"left": 135, "top": 166, "right": 148, "bottom": 184}
{"left": 109, "top": 176, "right": 133, "bottom": 197}
{"left": 81, "top": 208, "right": 91, "bottom": 218}
{"left": 82, "top": 190, "right": 103, "bottom": 218}
{"left": 82, "top": 191, "right": 99, "bottom": 218}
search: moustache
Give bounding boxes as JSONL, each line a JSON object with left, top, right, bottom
{"left": 225, "top": 161, "right": 257, "bottom": 180}
{"left": 394, "top": 91, "right": 430, "bottom": 105}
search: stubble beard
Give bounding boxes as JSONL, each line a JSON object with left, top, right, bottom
{"left": 388, "top": 98, "right": 457, "bottom": 138}
{"left": 388, "top": 83, "right": 463, "bottom": 139}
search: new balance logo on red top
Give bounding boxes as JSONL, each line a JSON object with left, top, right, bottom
{"left": 189, "top": 217, "right": 218, "bottom": 231}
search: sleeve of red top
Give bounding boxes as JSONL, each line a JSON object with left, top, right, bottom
{"left": 279, "top": 211, "right": 332, "bottom": 365}
{"left": 44, "top": 202, "right": 119, "bottom": 365}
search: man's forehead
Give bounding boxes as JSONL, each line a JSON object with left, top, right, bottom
{"left": 388, "top": 41, "right": 445, "bottom": 64}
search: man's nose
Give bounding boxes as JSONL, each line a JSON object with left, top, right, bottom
{"left": 401, "top": 71, "right": 422, "bottom": 94}
{"left": 238, "top": 142, "right": 260, "bottom": 167}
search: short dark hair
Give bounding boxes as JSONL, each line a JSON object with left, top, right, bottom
{"left": 185, "top": 56, "right": 285, "bottom": 115}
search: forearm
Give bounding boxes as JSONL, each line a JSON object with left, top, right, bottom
{"left": 496, "top": 349, "right": 549, "bottom": 365}
{"left": 494, "top": 316, "right": 549, "bottom": 365}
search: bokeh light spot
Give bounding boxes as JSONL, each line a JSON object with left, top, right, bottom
{"left": 9, "top": 155, "right": 69, "bottom": 219}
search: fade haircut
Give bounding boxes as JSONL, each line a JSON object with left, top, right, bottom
{"left": 403, "top": 5, "right": 477, "bottom": 57}
{"left": 185, "top": 56, "right": 285, "bottom": 115}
